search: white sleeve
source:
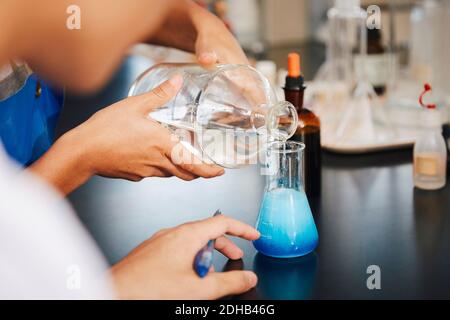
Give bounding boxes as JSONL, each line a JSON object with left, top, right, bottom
{"left": 0, "top": 148, "right": 115, "bottom": 299}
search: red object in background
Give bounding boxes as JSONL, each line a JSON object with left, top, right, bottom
{"left": 419, "top": 83, "right": 436, "bottom": 109}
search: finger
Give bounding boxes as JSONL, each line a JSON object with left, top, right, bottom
{"left": 135, "top": 75, "right": 183, "bottom": 114}
{"left": 155, "top": 172, "right": 171, "bottom": 178}
{"left": 214, "top": 236, "right": 244, "bottom": 260}
{"left": 180, "top": 215, "right": 260, "bottom": 249}
{"left": 146, "top": 167, "right": 172, "bottom": 178}
{"left": 197, "top": 51, "right": 218, "bottom": 68}
{"left": 165, "top": 140, "right": 225, "bottom": 178}
{"left": 177, "top": 161, "right": 224, "bottom": 179}
{"left": 203, "top": 271, "right": 257, "bottom": 299}
{"left": 160, "top": 156, "right": 198, "bottom": 181}
{"left": 159, "top": 133, "right": 224, "bottom": 179}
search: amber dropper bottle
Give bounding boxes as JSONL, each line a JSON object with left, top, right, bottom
{"left": 284, "top": 53, "right": 321, "bottom": 198}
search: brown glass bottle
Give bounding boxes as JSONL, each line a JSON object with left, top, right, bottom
{"left": 284, "top": 53, "right": 321, "bottom": 198}
{"left": 367, "top": 28, "right": 387, "bottom": 95}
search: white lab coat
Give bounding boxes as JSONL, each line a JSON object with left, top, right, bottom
{"left": 0, "top": 146, "right": 114, "bottom": 299}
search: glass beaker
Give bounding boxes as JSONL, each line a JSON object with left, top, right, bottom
{"left": 128, "top": 63, "right": 298, "bottom": 168}
{"left": 253, "top": 141, "right": 318, "bottom": 258}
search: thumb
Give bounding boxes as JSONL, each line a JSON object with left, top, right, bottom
{"left": 137, "top": 75, "right": 183, "bottom": 114}
{"left": 203, "top": 271, "right": 257, "bottom": 299}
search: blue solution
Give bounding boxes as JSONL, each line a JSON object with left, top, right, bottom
{"left": 253, "top": 188, "right": 318, "bottom": 258}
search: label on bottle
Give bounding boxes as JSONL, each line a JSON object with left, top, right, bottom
{"left": 354, "top": 54, "right": 390, "bottom": 87}
{"left": 416, "top": 155, "right": 439, "bottom": 176}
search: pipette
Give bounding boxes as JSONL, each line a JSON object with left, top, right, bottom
{"left": 193, "top": 209, "right": 222, "bottom": 277}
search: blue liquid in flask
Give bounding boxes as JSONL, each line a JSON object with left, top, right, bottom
{"left": 253, "top": 188, "right": 318, "bottom": 258}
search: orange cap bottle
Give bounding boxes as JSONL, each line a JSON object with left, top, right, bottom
{"left": 288, "top": 53, "right": 301, "bottom": 78}
{"left": 284, "top": 52, "right": 304, "bottom": 91}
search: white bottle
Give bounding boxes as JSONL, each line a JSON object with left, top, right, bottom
{"left": 413, "top": 108, "right": 447, "bottom": 190}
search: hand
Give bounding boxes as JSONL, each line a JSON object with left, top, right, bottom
{"left": 194, "top": 10, "right": 249, "bottom": 67}
{"left": 150, "top": 0, "right": 249, "bottom": 67}
{"left": 30, "top": 76, "right": 224, "bottom": 195}
{"left": 111, "top": 214, "right": 260, "bottom": 300}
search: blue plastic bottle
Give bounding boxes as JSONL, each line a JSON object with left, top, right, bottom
{"left": 253, "top": 141, "right": 318, "bottom": 258}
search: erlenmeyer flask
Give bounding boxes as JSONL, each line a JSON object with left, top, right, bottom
{"left": 253, "top": 141, "right": 318, "bottom": 258}
{"left": 129, "top": 63, "right": 298, "bottom": 168}
{"left": 313, "top": 0, "right": 370, "bottom": 139}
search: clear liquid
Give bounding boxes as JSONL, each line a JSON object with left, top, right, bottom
{"left": 150, "top": 105, "right": 280, "bottom": 167}
{"left": 253, "top": 188, "right": 318, "bottom": 258}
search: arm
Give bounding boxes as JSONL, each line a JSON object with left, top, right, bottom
{"left": 2, "top": 0, "right": 247, "bottom": 93}
{"left": 29, "top": 76, "right": 224, "bottom": 195}
{"left": 29, "top": 132, "right": 93, "bottom": 196}
{"left": 3, "top": 0, "right": 244, "bottom": 194}
{"left": 2, "top": 0, "right": 179, "bottom": 93}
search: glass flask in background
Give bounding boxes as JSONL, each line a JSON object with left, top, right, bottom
{"left": 330, "top": 0, "right": 380, "bottom": 144}
{"left": 325, "top": 0, "right": 367, "bottom": 93}
{"left": 410, "top": 0, "right": 450, "bottom": 104}
{"left": 313, "top": 0, "right": 384, "bottom": 146}
{"left": 253, "top": 141, "right": 318, "bottom": 258}
{"left": 129, "top": 63, "right": 298, "bottom": 168}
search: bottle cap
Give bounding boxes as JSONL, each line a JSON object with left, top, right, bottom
{"left": 284, "top": 52, "right": 305, "bottom": 90}
{"left": 288, "top": 53, "right": 300, "bottom": 78}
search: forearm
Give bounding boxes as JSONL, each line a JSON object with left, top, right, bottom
{"left": 0, "top": 0, "right": 20, "bottom": 66}
{"left": 29, "top": 130, "right": 93, "bottom": 196}
{"left": 5, "top": 0, "right": 179, "bottom": 93}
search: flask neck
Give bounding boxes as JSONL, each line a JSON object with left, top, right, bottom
{"left": 265, "top": 141, "right": 305, "bottom": 193}
{"left": 265, "top": 101, "right": 298, "bottom": 141}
